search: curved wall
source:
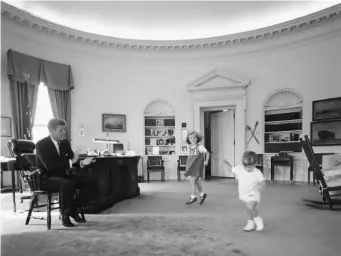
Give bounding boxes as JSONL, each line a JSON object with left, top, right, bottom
{"left": 1, "top": 8, "right": 341, "bottom": 159}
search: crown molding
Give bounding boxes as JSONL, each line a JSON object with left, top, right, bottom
{"left": 2, "top": 2, "right": 341, "bottom": 52}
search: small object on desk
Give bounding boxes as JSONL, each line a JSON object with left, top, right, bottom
{"left": 101, "top": 149, "right": 111, "bottom": 156}
{"left": 86, "top": 149, "right": 100, "bottom": 156}
{"left": 125, "top": 151, "right": 136, "bottom": 156}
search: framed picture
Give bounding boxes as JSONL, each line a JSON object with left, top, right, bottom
{"left": 1, "top": 116, "right": 12, "bottom": 137}
{"left": 311, "top": 120, "right": 341, "bottom": 146}
{"left": 102, "top": 113, "right": 126, "bottom": 132}
{"left": 180, "top": 142, "right": 188, "bottom": 155}
{"left": 181, "top": 129, "right": 188, "bottom": 142}
{"left": 312, "top": 97, "right": 341, "bottom": 121}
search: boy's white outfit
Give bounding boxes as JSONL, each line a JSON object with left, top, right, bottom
{"left": 232, "top": 165, "right": 265, "bottom": 231}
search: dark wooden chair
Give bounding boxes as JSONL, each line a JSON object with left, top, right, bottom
{"left": 147, "top": 156, "right": 165, "bottom": 182}
{"left": 256, "top": 154, "right": 263, "bottom": 173}
{"left": 300, "top": 135, "right": 341, "bottom": 208}
{"left": 7, "top": 139, "right": 36, "bottom": 196}
{"left": 17, "top": 153, "right": 61, "bottom": 229}
{"left": 177, "top": 155, "right": 188, "bottom": 181}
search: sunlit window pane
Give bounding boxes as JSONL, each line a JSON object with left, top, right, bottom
{"left": 32, "top": 84, "right": 54, "bottom": 143}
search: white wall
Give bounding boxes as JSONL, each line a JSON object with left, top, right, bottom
{"left": 1, "top": 15, "right": 341, "bottom": 182}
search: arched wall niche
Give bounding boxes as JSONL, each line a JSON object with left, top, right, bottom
{"left": 264, "top": 88, "right": 303, "bottom": 110}
{"left": 144, "top": 99, "right": 175, "bottom": 116}
{"left": 143, "top": 99, "right": 176, "bottom": 157}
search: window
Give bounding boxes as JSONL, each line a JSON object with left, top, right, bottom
{"left": 32, "top": 83, "right": 53, "bottom": 144}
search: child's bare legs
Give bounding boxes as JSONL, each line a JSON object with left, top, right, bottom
{"left": 186, "top": 177, "right": 207, "bottom": 205}
{"left": 244, "top": 201, "right": 264, "bottom": 231}
{"left": 190, "top": 176, "right": 198, "bottom": 196}
{"left": 246, "top": 201, "right": 259, "bottom": 219}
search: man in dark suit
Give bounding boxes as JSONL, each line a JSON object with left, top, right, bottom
{"left": 36, "top": 118, "right": 95, "bottom": 227}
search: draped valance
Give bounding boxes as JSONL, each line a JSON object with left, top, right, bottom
{"left": 7, "top": 49, "right": 74, "bottom": 91}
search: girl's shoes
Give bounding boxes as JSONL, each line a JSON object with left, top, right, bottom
{"left": 199, "top": 193, "right": 207, "bottom": 205}
{"left": 186, "top": 197, "right": 197, "bottom": 205}
{"left": 243, "top": 220, "right": 256, "bottom": 232}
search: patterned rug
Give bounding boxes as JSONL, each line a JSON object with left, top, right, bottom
{"left": 1, "top": 214, "right": 247, "bottom": 256}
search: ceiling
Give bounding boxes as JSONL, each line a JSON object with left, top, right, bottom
{"left": 4, "top": 1, "right": 341, "bottom": 41}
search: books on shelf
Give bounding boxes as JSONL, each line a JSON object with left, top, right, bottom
{"left": 152, "top": 146, "right": 159, "bottom": 155}
{"left": 145, "top": 115, "right": 176, "bottom": 155}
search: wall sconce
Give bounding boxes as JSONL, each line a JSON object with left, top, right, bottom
{"left": 79, "top": 125, "right": 85, "bottom": 137}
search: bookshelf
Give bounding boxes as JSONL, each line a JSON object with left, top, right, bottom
{"left": 144, "top": 116, "right": 176, "bottom": 155}
{"left": 264, "top": 108, "right": 302, "bottom": 153}
{"left": 263, "top": 89, "right": 303, "bottom": 153}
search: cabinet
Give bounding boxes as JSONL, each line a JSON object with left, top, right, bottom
{"left": 264, "top": 108, "right": 302, "bottom": 153}
{"left": 144, "top": 116, "right": 176, "bottom": 155}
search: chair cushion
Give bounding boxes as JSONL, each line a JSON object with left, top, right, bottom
{"left": 322, "top": 167, "right": 341, "bottom": 177}
{"left": 148, "top": 166, "right": 163, "bottom": 170}
{"left": 325, "top": 175, "right": 341, "bottom": 187}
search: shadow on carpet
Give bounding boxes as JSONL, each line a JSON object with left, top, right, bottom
{"left": 302, "top": 198, "right": 341, "bottom": 211}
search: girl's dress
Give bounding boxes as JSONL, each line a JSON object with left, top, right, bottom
{"left": 184, "top": 144, "right": 205, "bottom": 178}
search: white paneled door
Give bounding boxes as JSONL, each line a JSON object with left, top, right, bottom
{"left": 211, "top": 110, "right": 235, "bottom": 177}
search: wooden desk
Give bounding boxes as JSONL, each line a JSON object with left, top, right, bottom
{"left": 79, "top": 156, "right": 141, "bottom": 214}
{"left": 271, "top": 156, "right": 294, "bottom": 182}
{"left": 1, "top": 159, "right": 18, "bottom": 212}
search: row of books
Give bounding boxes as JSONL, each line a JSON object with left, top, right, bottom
{"left": 145, "top": 146, "right": 175, "bottom": 155}
{"left": 145, "top": 119, "right": 175, "bottom": 126}
{"left": 265, "top": 133, "right": 300, "bottom": 142}
{"left": 265, "top": 112, "right": 302, "bottom": 122}
{"left": 265, "top": 123, "right": 302, "bottom": 132}
{"left": 145, "top": 138, "right": 176, "bottom": 146}
{"left": 145, "top": 128, "right": 174, "bottom": 136}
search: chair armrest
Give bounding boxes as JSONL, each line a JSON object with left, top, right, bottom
{"left": 25, "top": 169, "right": 41, "bottom": 176}
{"left": 321, "top": 167, "right": 341, "bottom": 177}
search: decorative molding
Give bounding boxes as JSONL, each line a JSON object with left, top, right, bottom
{"left": 1, "top": 2, "right": 341, "bottom": 51}
{"left": 144, "top": 99, "right": 175, "bottom": 116}
{"left": 187, "top": 68, "right": 249, "bottom": 91}
{"left": 264, "top": 88, "right": 303, "bottom": 110}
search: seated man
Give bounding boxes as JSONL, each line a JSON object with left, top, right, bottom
{"left": 36, "top": 118, "right": 95, "bottom": 227}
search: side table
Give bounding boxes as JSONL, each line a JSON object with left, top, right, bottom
{"left": 271, "top": 155, "right": 294, "bottom": 182}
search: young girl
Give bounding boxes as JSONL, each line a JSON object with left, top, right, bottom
{"left": 224, "top": 151, "right": 265, "bottom": 231}
{"left": 183, "top": 131, "right": 210, "bottom": 205}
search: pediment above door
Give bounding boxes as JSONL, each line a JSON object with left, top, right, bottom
{"left": 187, "top": 68, "right": 249, "bottom": 100}
{"left": 187, "top": 68, "right": 249, "bottom": 92}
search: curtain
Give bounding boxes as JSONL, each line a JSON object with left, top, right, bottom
{"left": 9, "top": 81, "right": 39, "bottom": 140}
{"left": 28, "top": 84, "right": 39, "bottom": 135}
{"left": 7, "top": 49, "right": 74, "bottom": 141}
{"left": 48, "top": 88, "right": 71, "bottom": 141}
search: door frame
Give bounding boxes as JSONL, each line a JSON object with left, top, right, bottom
{"left": 209, "top": 108, "right": 236, "bottom": 178}
{"left": 194, "top": 98, "right": 246, "bottom": 177}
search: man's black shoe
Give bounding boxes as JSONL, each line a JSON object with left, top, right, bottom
{"left": 199, "top": 193, "right": 207, "bottom": 205}
{"left": 70, "top": 213, "right": 86, "bottom": 223}
{"left": 62, "top": 215, "right": 75, "bottom": 227}
{"left": 185, "top": 197, "right": 197, "bottom": 205}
